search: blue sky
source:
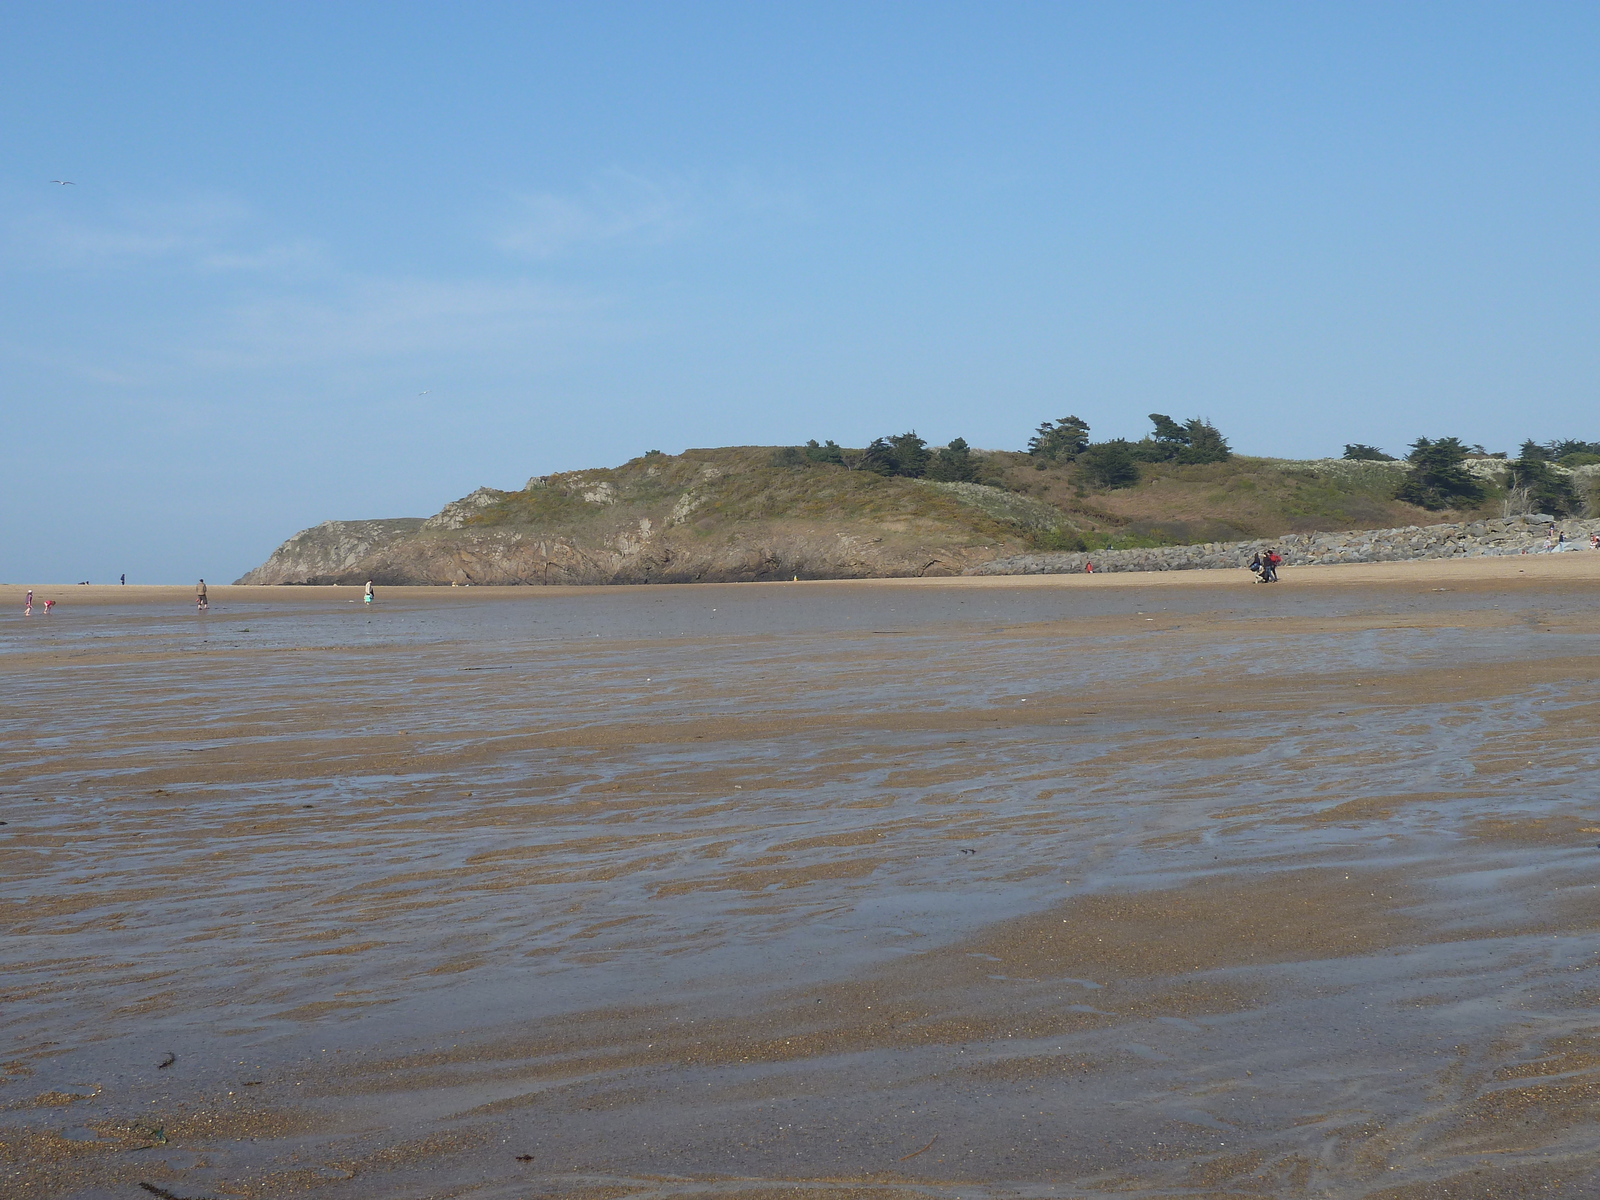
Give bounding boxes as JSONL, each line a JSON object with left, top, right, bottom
{"left": 3, "top": 3, "right": 1598, "bottom": 582}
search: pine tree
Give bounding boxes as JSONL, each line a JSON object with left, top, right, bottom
{"left": 1394, "top": 437, "right": 1486, "bottom": 510}
{"left": 1026, "top": 416, "right": 1091, "bottom": 461}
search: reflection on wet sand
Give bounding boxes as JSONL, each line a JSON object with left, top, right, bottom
{"left": 3, "top": 567, "right": 1599, "bottom": 1198}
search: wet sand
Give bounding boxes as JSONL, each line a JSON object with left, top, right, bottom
{"left": 3, "top": 560, "right": 1599, "bottom": 1198}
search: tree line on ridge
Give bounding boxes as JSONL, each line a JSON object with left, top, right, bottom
{"left": 769, "top": 415, "right": 1595, "bottom": 517}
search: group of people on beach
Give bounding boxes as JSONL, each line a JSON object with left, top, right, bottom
{"left": 192, "top": 578, "right": 375, "bottom": 611}
{"left": 23, "top": 578, "right": 381, "bottom": 617}
{"left": 1542, "top": 527, "right": 1600, "bottom": 552}
{"left": 1248, "top": 550, "right": 1283, "bottom": 582}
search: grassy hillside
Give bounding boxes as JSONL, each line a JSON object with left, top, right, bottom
{"left": 475, "top": 446, "right": 1526, "bottom": 553}
{"left": 243, "top": 443, "right": 1582, "bottom": 586}
{"left": 468, "top": 445, "right": 1082, "bottom": 549}
{"left": 976, "top": 452, "right": 1515, "bottom": 546}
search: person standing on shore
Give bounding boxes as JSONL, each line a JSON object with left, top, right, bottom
{"left": 24, "top": 589, "right": 32, "bottom": 616}
{"left": 196, "top": 579, "right": 208, "bottom": 611}
{"left": 363, "top": 580, "right": 374, "bottom": 604}
{"left": 120, "top": 574, "right": 125, "bottom": 586}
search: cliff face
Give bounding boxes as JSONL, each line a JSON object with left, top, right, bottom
{"left": 235, "top": 519, "right": 426, "bottom": 585}
{"left": 235, "top": 448, "right": 1073, "bottom": 585}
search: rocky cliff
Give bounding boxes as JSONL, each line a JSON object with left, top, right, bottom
{"left": 236, "top": 518, "right": 427, "bottom": 585}
{"left": 235, "top": 448, "right": 1077, "bottom": 585}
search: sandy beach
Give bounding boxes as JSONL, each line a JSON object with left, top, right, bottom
{"left": 3, "top": 557, "right": 1599, "bottom": 1198}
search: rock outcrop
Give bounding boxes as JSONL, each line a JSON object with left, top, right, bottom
{"left": 969, "top": 514, "right": 1598, "bottom": 576}
{"left": 235, "top": 519, "right": 426, "bottom": 585}
{"left": 235, "top": 448, "right": 1076, "bottom": 586}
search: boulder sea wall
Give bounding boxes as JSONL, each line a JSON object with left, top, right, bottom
{"left": 968, "top": 514, "right": 1600, "bottom": 576}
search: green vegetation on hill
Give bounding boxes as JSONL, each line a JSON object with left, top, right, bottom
{"left": 462, "top": 439, "right": 1581, "bottom": 564}
{"left": 467, "top": 446, "right": 1084, "bottom": 552}
{"left": 242, "top": 412, "right": 1600, "bottom": 587}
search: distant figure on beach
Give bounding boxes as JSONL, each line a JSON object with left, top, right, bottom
{"left": 1591, "top": 533, "right": 1599, "bottom": 550}
{"left": 1084, "top": 561, "right": 1094, "bottom": 574}
{"left": 196, "top": 579, "right": 208, "bottom": 611}
{"left": 363, "top": 580, "right": 374, "bottom": 604}
{"left": 43, "top": 598, "right": 54, "bottom": 614}
{"left": 120, "top": 573, "right": 125, "bottom": 585}
{"left": 1249, "top": 552, "right": 1263, "bottom": 580}
{"left": 24, "top": 589, "right": 32, "bottom": 616}
{"left": 1263, "top": 550, "right": 1281, "bottom": 583}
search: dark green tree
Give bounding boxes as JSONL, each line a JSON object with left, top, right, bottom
{"left": 1518, "top": 439, "right": 1550, "bottom": 463}
{"left": 888, "top": 431, "right": 930, "bottom": 477}
{"left": 1148, "top": 413, "right": 1189, "bottom": 448}
{"left": 1545, "top": 438, "right": 1600, "bottom": 464}
{"left": 1509, "top": 450, "right": 1578, "bottom": 516}
{"left": 861, "top": 431, "right": 930, "bottom": 477}
{"left": 1128, "top": 414, "right": 1231, "bottom": 463}
{"left": 1077, "top": 440, "right": 1140, "bottom": 489}
{"left": 1394, "top": 437, "right": 1487, "bottom": 510}
{"left": 1343, "top": 443, "right": 1395, "bottom": 461}
{"left": 925, "top": 437, "right": 982, "bottom": 482}
{"left": 803, "top": 438, "right": 846, "bottom": 465}
{"left": 1027, "top": 415, "right": 1091, "bottom": 461}
{"left": 860, "top": 437, "right": 897, "bottom": 475}
{"left": 1177, "top": 417, "right": 1232, "bottom": 464}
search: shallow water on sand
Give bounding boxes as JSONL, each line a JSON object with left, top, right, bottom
{"left": 3, "top": 581, "right": 1599, "bottom": 1198}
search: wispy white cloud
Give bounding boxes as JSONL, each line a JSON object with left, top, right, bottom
{"left": 190, "top": 276, "right": 606, "bottom": 371}
{"left": 494, "top": 169, "right": 809, "bottom": 259}
{"left": 2, "top": 175, "right": 813, "bottom": 390}
{"left": 3, "top": 194, "right": 329, "bottom": 278}
{"left": 495, "top": 171, "right": 696, "bottom": 258}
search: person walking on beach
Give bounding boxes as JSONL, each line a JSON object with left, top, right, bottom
{"left": 1263, "top": 550, "right": 1281, "bottom": 583}
{"left": 120, "top": 573, "right": 125, "bottom": 586}
{"left": 196, "top": 579, "right": 208, "bottom": 611}
{"left": 24, "top": 589, "right": 32, "bottom": 616}
{"left": 363, "top": 580, "right": 374, "bottom": 604}
{"left": 1248, "top": 552, "right": 1263, "bottom": 580}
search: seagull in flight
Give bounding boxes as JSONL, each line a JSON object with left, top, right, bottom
{"left": 50, "top": 180, "right": 75, "bottom": 186}
{"left": 418, "top": 390, "right": 430, "bottom": 396}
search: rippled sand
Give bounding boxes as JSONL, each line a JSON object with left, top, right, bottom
{"left": 4, "top": 560, "right": 1599, "bottom": 1198}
